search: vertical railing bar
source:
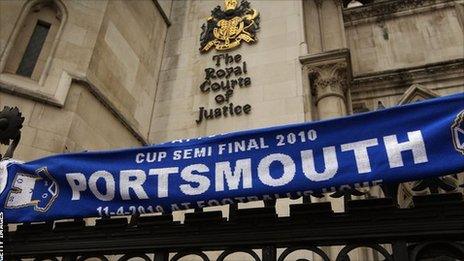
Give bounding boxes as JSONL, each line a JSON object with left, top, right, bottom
{"left": 262, "top": 245, "right": 277, "bottom": 261}
{"left": 154, "top": 250, "right": 169, "bottom": 261}
{"left": 392, "top": 241, "right": 409, "bottom": 261}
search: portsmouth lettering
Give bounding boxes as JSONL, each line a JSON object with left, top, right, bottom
{"left": 65, "top": 131, "right": 427, "bottom": 201}
{"left": 0, "top": 93, "right": 463, "bottom": 223}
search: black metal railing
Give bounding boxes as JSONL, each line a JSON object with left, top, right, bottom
{"left": 4, "top": 193, "right": 464, "bottom": 260}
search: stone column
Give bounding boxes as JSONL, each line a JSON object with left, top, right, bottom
{"left": 301, "top": 51, "right": 351, "bottom": 215}
{"left": 300, "top": 1, "right": 362, "bottom": 259}
{"left": 308, "top": 61, "right": 348, "bottom": 119}
{"left": 302, "top": 0, "right": 347, "bottom": 54}
{"left": 300, "top": 49, "right": 352, "bottom": 261}
{"left": 301, "top": 49, "right": 351, "bottom": 121}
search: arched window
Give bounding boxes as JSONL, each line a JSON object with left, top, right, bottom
{"left": 3, "top": 0, "right": 63, "bottom": 82}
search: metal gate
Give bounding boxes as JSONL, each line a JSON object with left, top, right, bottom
{"left": 2, "top": 106, "right": 464, "bottom": 261}
{"left": 5, "top": 190, "right": 464, "bottom": 260}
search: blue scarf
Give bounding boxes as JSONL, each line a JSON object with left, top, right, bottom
{"left": 1, "top": 93, "right": 463, "bottom": 223}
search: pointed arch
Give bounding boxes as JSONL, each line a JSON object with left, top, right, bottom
{"left": 397, "top": 84, "right": 440, "bottom": 105}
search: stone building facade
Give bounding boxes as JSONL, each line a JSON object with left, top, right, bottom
{"left": 1, "top": 0, "right": 463, "bottom": 260}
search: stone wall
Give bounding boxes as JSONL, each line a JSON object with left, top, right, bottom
{"left": 0, "top": 0, "right": 169, "bottom": 160}
{"left": 157, "top": 0, "right": 173, "bottom": 19}
{"left": 0, "top": 82, "right": 140, "bottom": 160}
{"left": 346, "top": 1, "right": 464, "bottom": 74}
{"left": 149, "top": 0, "right": 307, "bottom": 144}
{"left": 87, "top": 0, "right": 167, "bottom": 139}
{"left": 345, "top": 0, "right": 464, "bottom": 109}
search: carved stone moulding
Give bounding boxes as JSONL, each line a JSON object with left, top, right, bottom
{"left": 307, "top": 62, "right": 349, "bottom": 100}
{"left": 343, "top": 0, "right": 454, "bottom": 25}
{"left": 351, "top": 58, "right": 464, "bottom": 94}
{"left": 299, "top": 49, "right": 353, "bottom": 102}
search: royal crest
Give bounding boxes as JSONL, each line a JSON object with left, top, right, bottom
{"left": 200, "top": 0, "right": 260, "bottom": 53}
{"left": 451, "top": 110, "right": 464, "bottom": 155}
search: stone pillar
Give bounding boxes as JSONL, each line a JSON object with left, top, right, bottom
{"left": 309, "top": 61, "right": 348, "bottom": 119}
{"left": 301, "top": 49, "right": 351, "bottom": 121}
{"left": 303, "top": 0, "right": 347, "bottom": 54}
{"left": 300, "top": 49, "right": 352, "bottom": 261}
{"left": 301, "top": 51, "right": 351, "bottom": 216}
{"left": 300, "top": 1, "right": 362, "bottom": 259}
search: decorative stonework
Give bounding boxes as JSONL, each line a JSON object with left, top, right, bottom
{"left": 314, "top": 0, "right": 323, "bottom": 8}
{"left": 343, "top": 0, "right": 453, "bottom": 24}
{"left": 397, "top": 84, "right": 440, "bottom": 105}
{"left": 300, "top": 49, "right": 352, "bottom": 106}
{"left": 32, "top": 1, "right": 63, "bottom": 20}
{"left": 307, "top": 62, "right": 349, "bottom": 103}
{"left": 351, "top": 59, "right": 464, "bottom": 94}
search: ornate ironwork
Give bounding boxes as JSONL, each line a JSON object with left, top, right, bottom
{"left": 329, "top": 186, "right": 366, "bottom": 199}
{"left": 217, "top": 249, "right": 260, "bottom": 261}
{"left": 412, "top": 176, "right": 458, "bottom": 193}
{"left": 5, "top": 193, "right": 464, "bottom": 260}
{"left": 171, "top": 251, "right": 210, "bottom": 261}
{"left": 336, "top": 244, "right": 393, "bottom": 261}
{"left": 408, "top": 241, "right": 464, "bottom": 260}
{"left": 278, "top": 246, "right": 329, "bottom": 261}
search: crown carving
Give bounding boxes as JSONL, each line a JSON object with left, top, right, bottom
{"left": 225, "top": 0, "right": 238, "bottom": 11}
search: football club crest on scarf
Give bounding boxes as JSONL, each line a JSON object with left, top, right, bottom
{"left": 4, "top": 167, "right": 58, "bottom": 212}
{"left": 452, "top": 110, "right": 464, "bottom": 155}
{"left": 0, "top": 93, "right": 463, "bottom": 223}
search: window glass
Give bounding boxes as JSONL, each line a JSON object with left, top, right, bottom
{"left": 16, "top": 20, "right": 51, "bottom": 78}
